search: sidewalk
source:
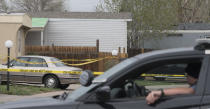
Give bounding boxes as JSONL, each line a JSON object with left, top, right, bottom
{"left": 0, "top": 84, "right": 81, "bottom": 103}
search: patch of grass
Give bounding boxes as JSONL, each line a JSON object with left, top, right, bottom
{"left": 135, "top": 79, "right": 186, "bottom": 86}
{"left": 0, "top": 85, "right": 60, "bottom": 95}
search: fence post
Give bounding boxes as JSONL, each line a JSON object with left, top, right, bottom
{"left": 97, "top": 39, "right": 104, "bottom": 72}
{"left": 118, "top": 47, "right": 121, "bottom": 59}
{"left": 122, "top": 47, "right": 127, "bottom": 58}
{"left": 141, "top": 48, "right": 144, "bottom": 54}
{"left": 51, "top": 43, "right": 55, "bottom": 57}
{"left": 96, "top": 39, "right": 99, "bottom": 53}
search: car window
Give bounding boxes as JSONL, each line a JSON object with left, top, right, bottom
{"left": 108, "top": 57, "right": 203, "bottom": 99}
{"left": 50, "top": 57, "right": 66, "bottom": 67}
{"left": 93, "top": 58, "right": 136, "bottom": 83}
{"left": 11, "top": 57, "right": 29, "bottom": 67}
{"left": 146, "top": 64, "right": 187, "bottom": 75}
{"left": 27, "top": 57, "right": 48, "bottom": 67}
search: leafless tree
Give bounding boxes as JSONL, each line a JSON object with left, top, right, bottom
{"left": 177, "top": 0, "right": 210, "bottom": 23}
{"left": 12, "top": 0, "right": 64, "bottom": 12}
{"left": 0, "top": 0, "right": 10, "bottom": 13}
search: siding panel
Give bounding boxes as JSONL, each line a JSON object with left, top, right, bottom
{"left": 44, "top": 19, "right": 127, "bottom": 52}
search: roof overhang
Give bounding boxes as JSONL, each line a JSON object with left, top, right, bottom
{"left": 0, "top": 13, "right": 32, "bottom": 28}
{"left": 30, "top": 18, "right": 48, "bottom": 31}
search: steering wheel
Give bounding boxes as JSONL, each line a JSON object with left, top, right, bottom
{"left": 135, "top": 84, "right": 151, "bottom": 96}
{"left": 124, "top": 80, "right": 150, "bottom": 97}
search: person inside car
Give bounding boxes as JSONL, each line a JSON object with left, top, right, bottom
{"left": 146, "top": 63, "right": 201, "bottom": 105}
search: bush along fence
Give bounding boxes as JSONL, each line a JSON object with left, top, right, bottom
{"left": 25, "top": 40, "right": 127, "bottom": 72}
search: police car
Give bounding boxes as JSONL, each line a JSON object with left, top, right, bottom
{"left": 0, "top": 56, "right": 82, "bottom": 89}
{"left": 1, "top": 38, "right": 210, "bottom": 109}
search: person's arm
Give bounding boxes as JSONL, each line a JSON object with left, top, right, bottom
{"left": 146, "top": 87, "right": 195, "bottom": 104}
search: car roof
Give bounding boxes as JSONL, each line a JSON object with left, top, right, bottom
{"left": 133, "top": 47, "right": 204, "bottom": 60}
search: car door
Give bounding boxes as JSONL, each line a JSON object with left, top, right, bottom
{"left": 9, "top": 57, "right": 30, "bottom": 83}
{"left": 200, "top": 56, "right": 210, "bottom": 109}
{"left": 78, "top": 55, "right": 208, "bottom": 109}
{"left": 25, "top": 57, "right": 48, "bottom": 84}
{"left": 78, "top": 96, "right": 202, "bottom": 109}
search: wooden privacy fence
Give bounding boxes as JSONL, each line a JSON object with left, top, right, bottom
{"left": 127, "top": 48, "right": 155, "bottom": 57}
{"left": 25, "top": 45, "right": 124, "bottom": 72}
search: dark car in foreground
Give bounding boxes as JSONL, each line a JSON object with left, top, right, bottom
{"left": 1, "top": 39, "right": 210, "bottom": 109}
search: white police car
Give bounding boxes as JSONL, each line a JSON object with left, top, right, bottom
{"left": 0, "top": 55, "right": 82, "bottom": 89}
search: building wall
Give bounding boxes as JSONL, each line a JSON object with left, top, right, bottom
{"left": 16, "top": 27, "right": 28, "bottom": 56}
{"left": 0, "top": 14, "right": 31, "bottom": 64}
{"left": 0, "top": 24, "right": 21, "bottom": 63}
{"left": 26, "top": 31, "right": 41, "bottom": 45}
{"left": 44, "top": 19, "right": 128, "bottom": 53}
{"left": 144, "top": 32, "right": 210, "bottom": 49}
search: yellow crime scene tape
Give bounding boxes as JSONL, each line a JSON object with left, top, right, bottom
{"left": 140, "top": 73, "right": 185, "bottom": 77}
{"left": 0, "top": 68, "right": 81, "bottom": 75}
{"left": 93, "top": 72, "right": 185, "bottom": 77}
{"left": 0, "top": 67, "right": 104, "bottom": 76}
{"left": 0, "top": 56, "right": 113, "bottom": 75}
{"left": 0, "top": 68, "right": 185, "bottom": 78}
{"left": 0, "top": 56, "right": 185, "bottom": 77}
{"left": 12, "top": 56, "right": 117, "bottom": 66}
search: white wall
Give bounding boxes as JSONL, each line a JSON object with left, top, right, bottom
{"left": 44, "top": 19, "right": 128, "bottom": 53}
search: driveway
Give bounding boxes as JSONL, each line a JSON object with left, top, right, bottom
{"left": 0, "top": 84, "right": 81, "bottom": 103}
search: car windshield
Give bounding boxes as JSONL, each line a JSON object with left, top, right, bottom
{"left": 66, "top": 84, "right": 98, "bottom": 101}
{"left": 93, "top": 58, "right": 136, "bottom": 83}
{"left": 66, "top": 58, "right": 136, "bottom": 101}
{"left": 50, "top": 57, "right": 67, "bottom": 67}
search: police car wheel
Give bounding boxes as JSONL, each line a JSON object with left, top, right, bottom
{"left": 44, "top": 75, "right": 59, "bottom": 88}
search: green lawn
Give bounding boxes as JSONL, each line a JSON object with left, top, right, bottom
{"left": 0, "top": 85, "right": 60, "bottom": 95}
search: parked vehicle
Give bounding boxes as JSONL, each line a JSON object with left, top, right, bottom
{"left": 0, "top": 55, "right": 82, "bottom": 89}
{"left": 1, "top": 39, "right": 210, "bottom": 109}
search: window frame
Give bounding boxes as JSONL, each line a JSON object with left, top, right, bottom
{"left": 11, "top": 57, "right": 30, "bottom": 67}
{"left": 27, "top": 57, "right": 48, "bottom": 67}
{"left": 84, "top": 55, "right": 208, "bottom": 102}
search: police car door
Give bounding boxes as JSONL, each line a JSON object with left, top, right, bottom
{"left": 9, "top": 57, "right": 30, "bottom": 83}
{"left": 24, "top": 57, "right": 47, "bottom": 84}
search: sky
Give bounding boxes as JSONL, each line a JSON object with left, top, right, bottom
{"left": 66, "top": 0, "right": 100, "bottom": 12}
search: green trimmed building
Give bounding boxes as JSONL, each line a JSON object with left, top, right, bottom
{"left": 26, "top": 12, "right": 131, "bottom": 53}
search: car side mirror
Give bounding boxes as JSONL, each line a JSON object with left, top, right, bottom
{"left": 3, "top": 63, "right": 14, "bottom": 67}
{"left": 9, "top": 63, "right": 14, "bottom": 67}
{"left": 96, "top": 86, "right": 111, "bottom": 102}
{"left": 79, "top": 70, "right": 94, "bottom": 87}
